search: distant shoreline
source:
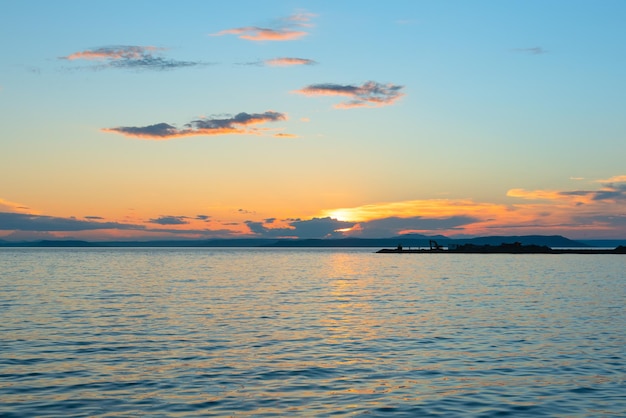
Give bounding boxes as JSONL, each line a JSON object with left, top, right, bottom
{"left": 377, "top": 248, "right": 626, "bottom": 254}
{"left": 1, "top": 235, "right": 625, "bottom": 249}
{"left": 377, "top": 242, "right": 626, "bottom": 254}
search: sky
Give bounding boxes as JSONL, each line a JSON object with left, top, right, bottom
{"left": 1, "top": 0, "right": 626, "bottom": 241}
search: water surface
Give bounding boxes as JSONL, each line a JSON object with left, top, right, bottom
{"left": 1, "top": 248, "right": 624, "bottom": 416}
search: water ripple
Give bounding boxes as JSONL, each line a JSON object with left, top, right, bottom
{"left": 1, "top": 248, "right": 624, "bottom": 416}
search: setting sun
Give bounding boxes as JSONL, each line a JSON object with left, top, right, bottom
{"left": 326, "top": 209, "right": 354, "bottom": 222}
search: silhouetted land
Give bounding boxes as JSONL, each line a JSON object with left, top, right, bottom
{"left": 377, "top": 242, "right": 626, "bottom": 254}
{"left": 1, "top": 234, "right": 625, "bottom": 248}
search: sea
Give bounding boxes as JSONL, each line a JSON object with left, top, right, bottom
{"left": 1, "top": 247, "right": 624, "bottom": 417}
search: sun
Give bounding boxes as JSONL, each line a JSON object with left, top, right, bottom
{"left": 326, "top": 209, "right": 353, "bottom": 222}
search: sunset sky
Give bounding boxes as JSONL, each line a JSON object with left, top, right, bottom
{"left": 1, "top": 1, "right": 625, "bottom": 241}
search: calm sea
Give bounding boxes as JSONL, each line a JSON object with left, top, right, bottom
{"left": 1, "top": 248, "right": 624, "bottom": 417}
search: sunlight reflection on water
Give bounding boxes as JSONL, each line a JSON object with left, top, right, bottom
{"left": 1, "top": 248, "right": 624, "bottom": 417}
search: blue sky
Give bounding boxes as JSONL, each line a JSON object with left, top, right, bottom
{"left": 1, "top": 1, "right": 625, "bottom": 240}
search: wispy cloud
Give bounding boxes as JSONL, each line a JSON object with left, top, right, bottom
{"left": 61, "top": 45, "right": 205, "bottom": 70}
{"left": 211, "top": 12, "right": 315, "bottom": 42}
{"left": 507, "top": 188, "right": 577, "bottom": 201}
{"left": 596, "top": 175, "right": 626, "bottom": 183}
{"left": 508, "top": 177, "right": 626, "bottom": 203}
{"left": 512, "top": 47, "right": 547, "bottom": 55}
{"left": 0, "top": 198, "right": 34, "bottom": 214}
{"left": 64, "top": 46, "right": 164, "bottom": 60}
{"left": 293, "top": 81, "right": 405, "bottom": 108}
{"left": 265, "top": 57, "right": 317, "bottom": 66}
{"left": 212, "top": 27, "right": 307, "bottom": 41}
{"left": 149, "top": 215, "right": 190, "bottom": 225}
{"left": 238, "top": 57, "right": 317, "bottom": 67}
{"left": 102, "top": 111, "right": 288, "bottom": 140}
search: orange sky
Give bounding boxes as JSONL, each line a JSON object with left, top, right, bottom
{"left": 1, "top": 3, "right": 625, "bottom": 241}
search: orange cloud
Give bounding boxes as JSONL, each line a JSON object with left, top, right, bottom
{"left": 323, "top": 199, "right": 511, "bottom": 223}
{"left": 265, "top": 57, "right": 316, "bottom": 66}
{"left": 61, "top": 45, "right": 203, "bottom": 70}
{"left": 211, "top": 12, "right": 315, "bottom": 42}
{"left": 213, "top": 27, "right": 306, "bottom": 41}
{"left": 507, "top": 188, "right": 570, "bottom": 201}
{"left": 64, "top": 46, "right": 165, "bottom": 61}
{"left": 0, "top": 198, "right": 36, "bottom": 214}
{"left": 597, "top": 175, "right": 626, "bottom": 183}
{"left": 293, "top": 81, "right": 405, "bottom": 108}
{"left": 102, "top": 111, "right": 287, "bottom": 140}
{"left": 508, "top": 180, "right": 626, "bottom": 204}
{"left": 319, "top": 177, "right": 626, "bottom": 238}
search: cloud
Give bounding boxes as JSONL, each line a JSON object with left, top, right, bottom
{"left": 591, "top": 176, "right": 626, "bottom": 201}
{"left": 211, "top": 12, "right": 315, "bottom": 42}
{"left": 245, "top": 217, "right": 355, "bottom": 238}
{"left": 273, "top": 132, "right": 298, "bottom": 138}
{"left": 321, "top": 199, "right": 502, "bottom": 223}
{"left": 293, "top": 81, "right": 405, "bottom": 108}
{"left": 0, "top": 198, "right": 34, "bottom": 214}
{"left": 61, "top": 45, "right": 205, "bottom": 70}
{"left": 0, "top": 211, "right": 254, "bottom": 241}
{"left": 265, "top": 57, "right": 317, "bottom": 66}
{"left": 0, "top": 212, "right": 144, "bottom": 232}
{"left": 349, "top": 216, "right": 479, "bottom": 238}
{"left": 212, "top": 27, "right": 307, "bottom": 41}
{"left": 149, "top": 215, "right": 189, "bottom": 225}
{"left": 318, "top": 176, "right": 626, "bottom": 238}
{"left": 283, "top": 12, "right": 316, "bottom": 27}
{"left": 512, "top": 47, "right": 547, "bottom": 55}
{"left": 288, "top": 217, "right": 355, "bottom": 238}
{"left": 64, "top": 45, "right": 164, "bottom": 60}
{"left": 102, "top": 111, "right": 288, "bottom": 140}
{"left": 597, "top": 175, "right": 626, "bottom": 184}
{"left": 507, "top": 189, "right": 571, "bottom": 201}
{"left": 5, "top": 174, "right": 626, "bottom": 241}
{"left": 508, "top": 177, "right": 626, "bottom": 203}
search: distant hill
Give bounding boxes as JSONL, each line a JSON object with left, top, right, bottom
{"left": 268, "top": 238, "right": 410, "bottom": 247}
{"left": 0, "top": 234, "right": 593, "bottom": 248}
{"left": 0, "top": 239, "right": 97, "bottom": 247}
{"left": 0, "top": 238, "right": 278, "bottom": 247}
{"left": 267, "top": 235, "right": 588, "bottom": 248}
{"left": 451, "top": 235, "right": 589, "bottom": 248}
